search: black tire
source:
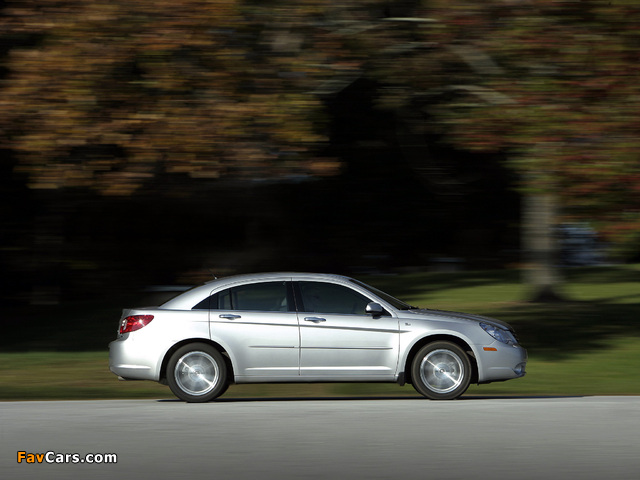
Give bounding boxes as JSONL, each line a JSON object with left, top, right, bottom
{"left": 167, "top": 343, "right": 228, "bottom": 402}
{"left": 411, "top": 341, "right": 471, "bottom": 400}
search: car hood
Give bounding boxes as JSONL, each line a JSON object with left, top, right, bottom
{"left": 405, "top": 308, "right": 514, "bottom": 331}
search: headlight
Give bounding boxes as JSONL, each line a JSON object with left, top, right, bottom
{"left": 480, "top": 322, "right": 517, "bottom": 346}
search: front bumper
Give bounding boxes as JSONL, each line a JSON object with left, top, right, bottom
{"left": 477, "top": 343, "right": 528, "bottom": 383}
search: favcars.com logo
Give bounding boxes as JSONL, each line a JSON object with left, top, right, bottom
{"left": 17, "top": 451, "right": 117, "bottom": 464}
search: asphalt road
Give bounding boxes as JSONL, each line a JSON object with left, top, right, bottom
{"left": 2, "top": 396, "right": 639, "bottom": 480}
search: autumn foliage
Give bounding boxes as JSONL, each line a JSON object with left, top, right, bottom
{"left": 1, "top": 0, "right": 342, "bottom": 194}
{"left": 1, "top": 0, "right": 639, "bottom": 257}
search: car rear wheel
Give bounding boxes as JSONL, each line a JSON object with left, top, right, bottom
{"left": 167, "top": 343, "right": 228, "bottom": 402}
{"left": 411, "top": 341, "right": 471, "bottom": 400}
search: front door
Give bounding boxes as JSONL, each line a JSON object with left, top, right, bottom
{"left": 296, "top": 281, "right": 399, "bottom": 379}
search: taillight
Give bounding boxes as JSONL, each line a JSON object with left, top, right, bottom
{"left": 119, "top": 315, "right": 154, "bottom": 334}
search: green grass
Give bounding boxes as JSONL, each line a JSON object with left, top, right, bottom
{"left": 1, "top": 264, "right": 639, "bottom": 400}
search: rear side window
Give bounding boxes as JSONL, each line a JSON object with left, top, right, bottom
{"left": 192, "top": 281, "right": 292, "bottom": 312}
{"left": 192, "top": 294, "right": 215, "bottom": 310}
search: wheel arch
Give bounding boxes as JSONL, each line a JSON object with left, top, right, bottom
{"left": 159, "top": 338, "right": 235, "bottom": 384}
{"left": 402, "top": 334, "right": 478, "bottom": 386}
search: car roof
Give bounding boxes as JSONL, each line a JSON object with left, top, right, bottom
{"left": 204, "top": 272, "right": 352, "bottom": 285}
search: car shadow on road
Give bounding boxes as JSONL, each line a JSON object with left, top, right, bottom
{"left": 156, "top": 394, "right": 584, "bottom": 403}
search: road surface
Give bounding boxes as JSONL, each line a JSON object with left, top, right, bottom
{"left": 2, "top": 396, "right": 639, "bottom": 479}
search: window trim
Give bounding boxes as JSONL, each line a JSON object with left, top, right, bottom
{"left": 293, "top": 280, "right": 388, "bottom": 316}
{"left": 193, "top": 281, "right": 295, "bottom": 313}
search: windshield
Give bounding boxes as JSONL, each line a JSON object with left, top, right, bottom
{"left": 349, "top": 279, "right": 416, "bottom": 310}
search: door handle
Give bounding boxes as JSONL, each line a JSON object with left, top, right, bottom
{"left": 304, "top": 317, "right": 326, "bottom": 323}
{"left": 219, "top": 314, "right": 241, "bottom": 320}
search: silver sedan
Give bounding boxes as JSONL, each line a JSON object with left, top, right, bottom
{"left": 109, "top": 272, "right": 527, "bottom": 402}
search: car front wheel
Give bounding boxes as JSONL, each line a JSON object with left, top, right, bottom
{"left": 167, "top": 343, "right": 228, "bottom": 402}
{"left": 411, "top": 341, "right": 471, "bottom": 400}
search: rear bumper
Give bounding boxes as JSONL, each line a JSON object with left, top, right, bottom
{"left": 108, "top": 338, "right": 160, "bottom": 381}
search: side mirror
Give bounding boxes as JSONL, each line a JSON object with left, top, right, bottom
{"left": 365, "top": 302, "right": 385, "bottom": 317}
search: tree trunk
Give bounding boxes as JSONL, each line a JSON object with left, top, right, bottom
{"left": 521, "top": 191, "right": 565, "bottom": 302}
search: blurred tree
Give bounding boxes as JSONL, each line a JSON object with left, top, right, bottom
{"left": 0, "top": 0, "right": 336, "bottom": 195}
{"left": 2, "top": 0, "right": 639, "bottom": 303}
{"left": 0, "top": 0, "right": 341, "bottom": 302}
{"left": 339, "top": 0, "right": 640, "bottom": 300}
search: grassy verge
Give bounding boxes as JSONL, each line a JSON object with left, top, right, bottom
{"left": 1, "top": 264, "right": 638, "bottom": 400}
{"left": 2, "top": 336, "right": 639, "bottom": 401}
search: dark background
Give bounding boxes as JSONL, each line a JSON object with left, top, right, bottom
{"left": 0, "top": 79, "right": 520, "bottom": 306}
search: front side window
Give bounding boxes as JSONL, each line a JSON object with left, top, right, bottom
{"left": 298, "top": 281, "right": 371, "bottom": 315}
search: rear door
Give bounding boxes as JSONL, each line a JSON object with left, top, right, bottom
{"left": 208, "top": 280, "right": 300, "bottom": 379}
{"left": 296, "top": 281, "right": 400, "bottom": 379}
